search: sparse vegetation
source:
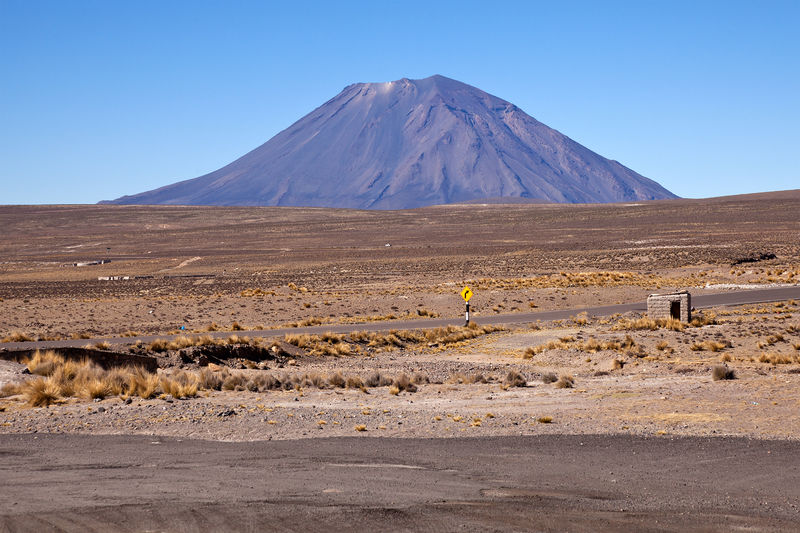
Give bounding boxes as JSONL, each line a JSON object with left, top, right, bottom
{"left": 690, "top": 340, "right": 728, "bottom": 352}
{"left": 758, "top": 352, "right": 799, "bottom": 365}
{"left": 613, "top": 317, "right": 684, "bottom": 332}
{"left": 541, "top": 372, "right": 558, "bottom": 384}
{"left": 1, "top": 350, "right": 189, "bottom": 405}
{"left": 555, "top": 375, "right": 575, "bottom": 389}
{"left": 503, "top": 370, "right": 526, "bottom": 388}
{"left": 711, "top": 365, "right": 736, "bottom": 380}
{"left": 1, "top": 331, "right": 34, "bottom": 343}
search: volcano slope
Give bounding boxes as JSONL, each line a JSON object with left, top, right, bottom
{"left": 107, "top": 75, "right": 676, "bottom": 208}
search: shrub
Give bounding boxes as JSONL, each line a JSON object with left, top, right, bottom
{"left": 365, "top": 372, "right": 391, "bottom": 387}
{"left": 412, "top": 372, "right": 430, "bottom": 384}
{"left": 392, "top": 373, "right": 417, "bottom": 393}
{"left": 711, "top": 365, "right": 736, "bottom": 381}
{"left": 21, "top": 377, "right": 61, "bottom": 407}
{"left": 327, "top": 372, "right": 346, "bottom": 388}
{"left": 1, "top": 331, "right": 34, "bottom": 343}
{"left": 541, "top": 372, "right": 557, "bottom": 384}
{"left": 345, "top": 375, "right": 364, "bottom": 390}
{"left": 503, "top": 370, "right": 526, "bottom": 388}
{"left": 555, "top": 375, "right": 575, "bottom": 388}
{"left": 27, "top": 350, "right": 63, "bottom": 376}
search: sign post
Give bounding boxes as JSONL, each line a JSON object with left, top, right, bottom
{"left": 460, "top": 286, "right": 473, "bottom": 326}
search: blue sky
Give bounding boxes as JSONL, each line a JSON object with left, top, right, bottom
{"left": 1, "top": 0, "right": 798, "bottom": 204}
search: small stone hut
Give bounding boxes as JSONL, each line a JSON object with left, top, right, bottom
{"left": 647, "top": 291, "right": 691, "bottom": 322}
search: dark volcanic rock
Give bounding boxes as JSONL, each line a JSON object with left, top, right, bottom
{"left": 107, "top": 75, "right": 677, "bottom": 209}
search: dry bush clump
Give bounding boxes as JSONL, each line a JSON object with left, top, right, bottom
{"left": 757, "top": 334, "right": 786, "bottom": 349}
{"left": 541, "top": 372, "right": 558, "bottom": 384}
{"left": 613, "top": 317, "right": 685, "bottom": 332}
{"left": 160, "top": 371, "right": 199, "bottom": 398}
{"left": 365, "top": 372, "right": 392, "bottom": 387}
{"left": 327, "top": 372, "right": 346, "bottom": 388}
{"left": 690, "top": 312, "right": 717, "bottom": 327}
{"left": 503, "top": 370, "right": 527, "bottom": 388}
{"left": 537, "top": 416, "right": 553, "bottom": 424}
{"left": 690, "top": 340, "right": 728, "bottom": 352}
{"left": 525, "top": 335, "right": 637, "bottom": 357}
{"left": 21, "top": 378, "right": 62, "bottom": 407}
{"left": 345, "top": 375, "right": 365, "bottom": 390}
{"left": 412, "top": 372, "right": 430, "bottom": 384}
{"left": 655, "top": 340, "right": 672, "bottom": 352}
{"left": 446, "top": 372, "right": 488, "bottom": 385}
{"left": 571, "top": 313, "right": 589, "bottom": 326}
{"left": 2, "top": 331, "right": 35, "bottom": 343}
{"left": 392, "top": 373, "right": 417, "bottom": 393}
{"left": 611, "top": 359, "right": 625, "bottom": 370}
{"left": 284, "top": 316, "right": 326, "bottom": 328}
{"left": 4, "top": 350, "right": 195, "bottom": 405}
{"left": 147, "top": 334, "right": 259, "bottom": 352}
{"left": 758, "top": 352, "right": 799, "bottom": 365}
{"left": 284, "top": 333, "right": 355, "bottom": 356}
{"left": 239, "top": 288, "right": 276, "bottom": 297}
{"left": 555, "top": 375, "right": 575, "bottom": 388}
{"left": 711, "top": 365, "right": 736, "bottom": 380}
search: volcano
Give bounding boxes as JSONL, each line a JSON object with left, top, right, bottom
{"left": 107, "top": 75, "right": 677, "bottom": 208}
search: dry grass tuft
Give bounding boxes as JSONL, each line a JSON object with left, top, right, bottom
{"left": 537, "top": 416, "right": 553, "bottom": 424}
{"left": 2, "top": 331, "right": 35, "bottom": 343}
{"left": 555, "top": 375, "right": 575, "bottom": 389}
{"left": 392, "top": 373, "right": 417, "bottom": 393}
{"left": 20, "top": 378, "right": 61, "bottom": 407}
{"left": 655, "top": 340, "right": 672, "bottom": 352}
{"left": 711, "top": 365, "right": 736, "bottom": 381}
{"left": 365, "top": 372, "right": 392, "bottom": 388}
{"left": 690, "top": 312, "right": 717, "bottom": 327}
{"left": 503, "top": 370, "right": 527, "bottom": 388}
{"left": 690, "top": 340, "right": 728, "bottom": 352}
{"left": 327, "top": 372, "right": 346, "bottom": 388}
{"left": 614, "top": 317, "right": 685, "bottom": 332}
{"left": 758, "top": 352, "right": 798, "bottom": 365}
{"left": 345, "top": 375, "right": 364, "bottom": 390}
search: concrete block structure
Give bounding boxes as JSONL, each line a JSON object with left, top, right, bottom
{"left": 647, "top": 291, "right": 691, "bottom": 322}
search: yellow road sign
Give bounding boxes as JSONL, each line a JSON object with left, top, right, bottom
{"left": 460, "top": 286, "right": 473, "bottom": 302}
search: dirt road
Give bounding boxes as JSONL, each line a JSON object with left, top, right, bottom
{"left": 0, "top": 434, "right": 798, "bottom": 532}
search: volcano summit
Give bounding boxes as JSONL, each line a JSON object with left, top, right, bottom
{"left": 108, "top": 75, "right": 677, "bottom": 209}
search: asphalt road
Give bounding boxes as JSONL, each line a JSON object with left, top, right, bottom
{"left": 0, "top": 433, "right": 798, "bottom": 532}
{"left": 3, "top": 285, "right": 799, "bottom": 351}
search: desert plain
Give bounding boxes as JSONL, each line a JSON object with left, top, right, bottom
{"left": 2, "top": 191, "right": 800, "bottom": 531}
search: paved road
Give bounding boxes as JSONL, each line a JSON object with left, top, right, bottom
{"left": 0, "top": 433, "right": 797, "bottom": 532}
{"left": 3, "top": 285, "right": 799, "bottom": 351}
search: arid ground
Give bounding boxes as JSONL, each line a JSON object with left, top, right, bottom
{"left": 1, "top": 191, "right": 800, "bottom": 531}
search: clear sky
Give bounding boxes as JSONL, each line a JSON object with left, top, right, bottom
{"left": 1, "top": 0, "right": 798, "bottom": 204}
